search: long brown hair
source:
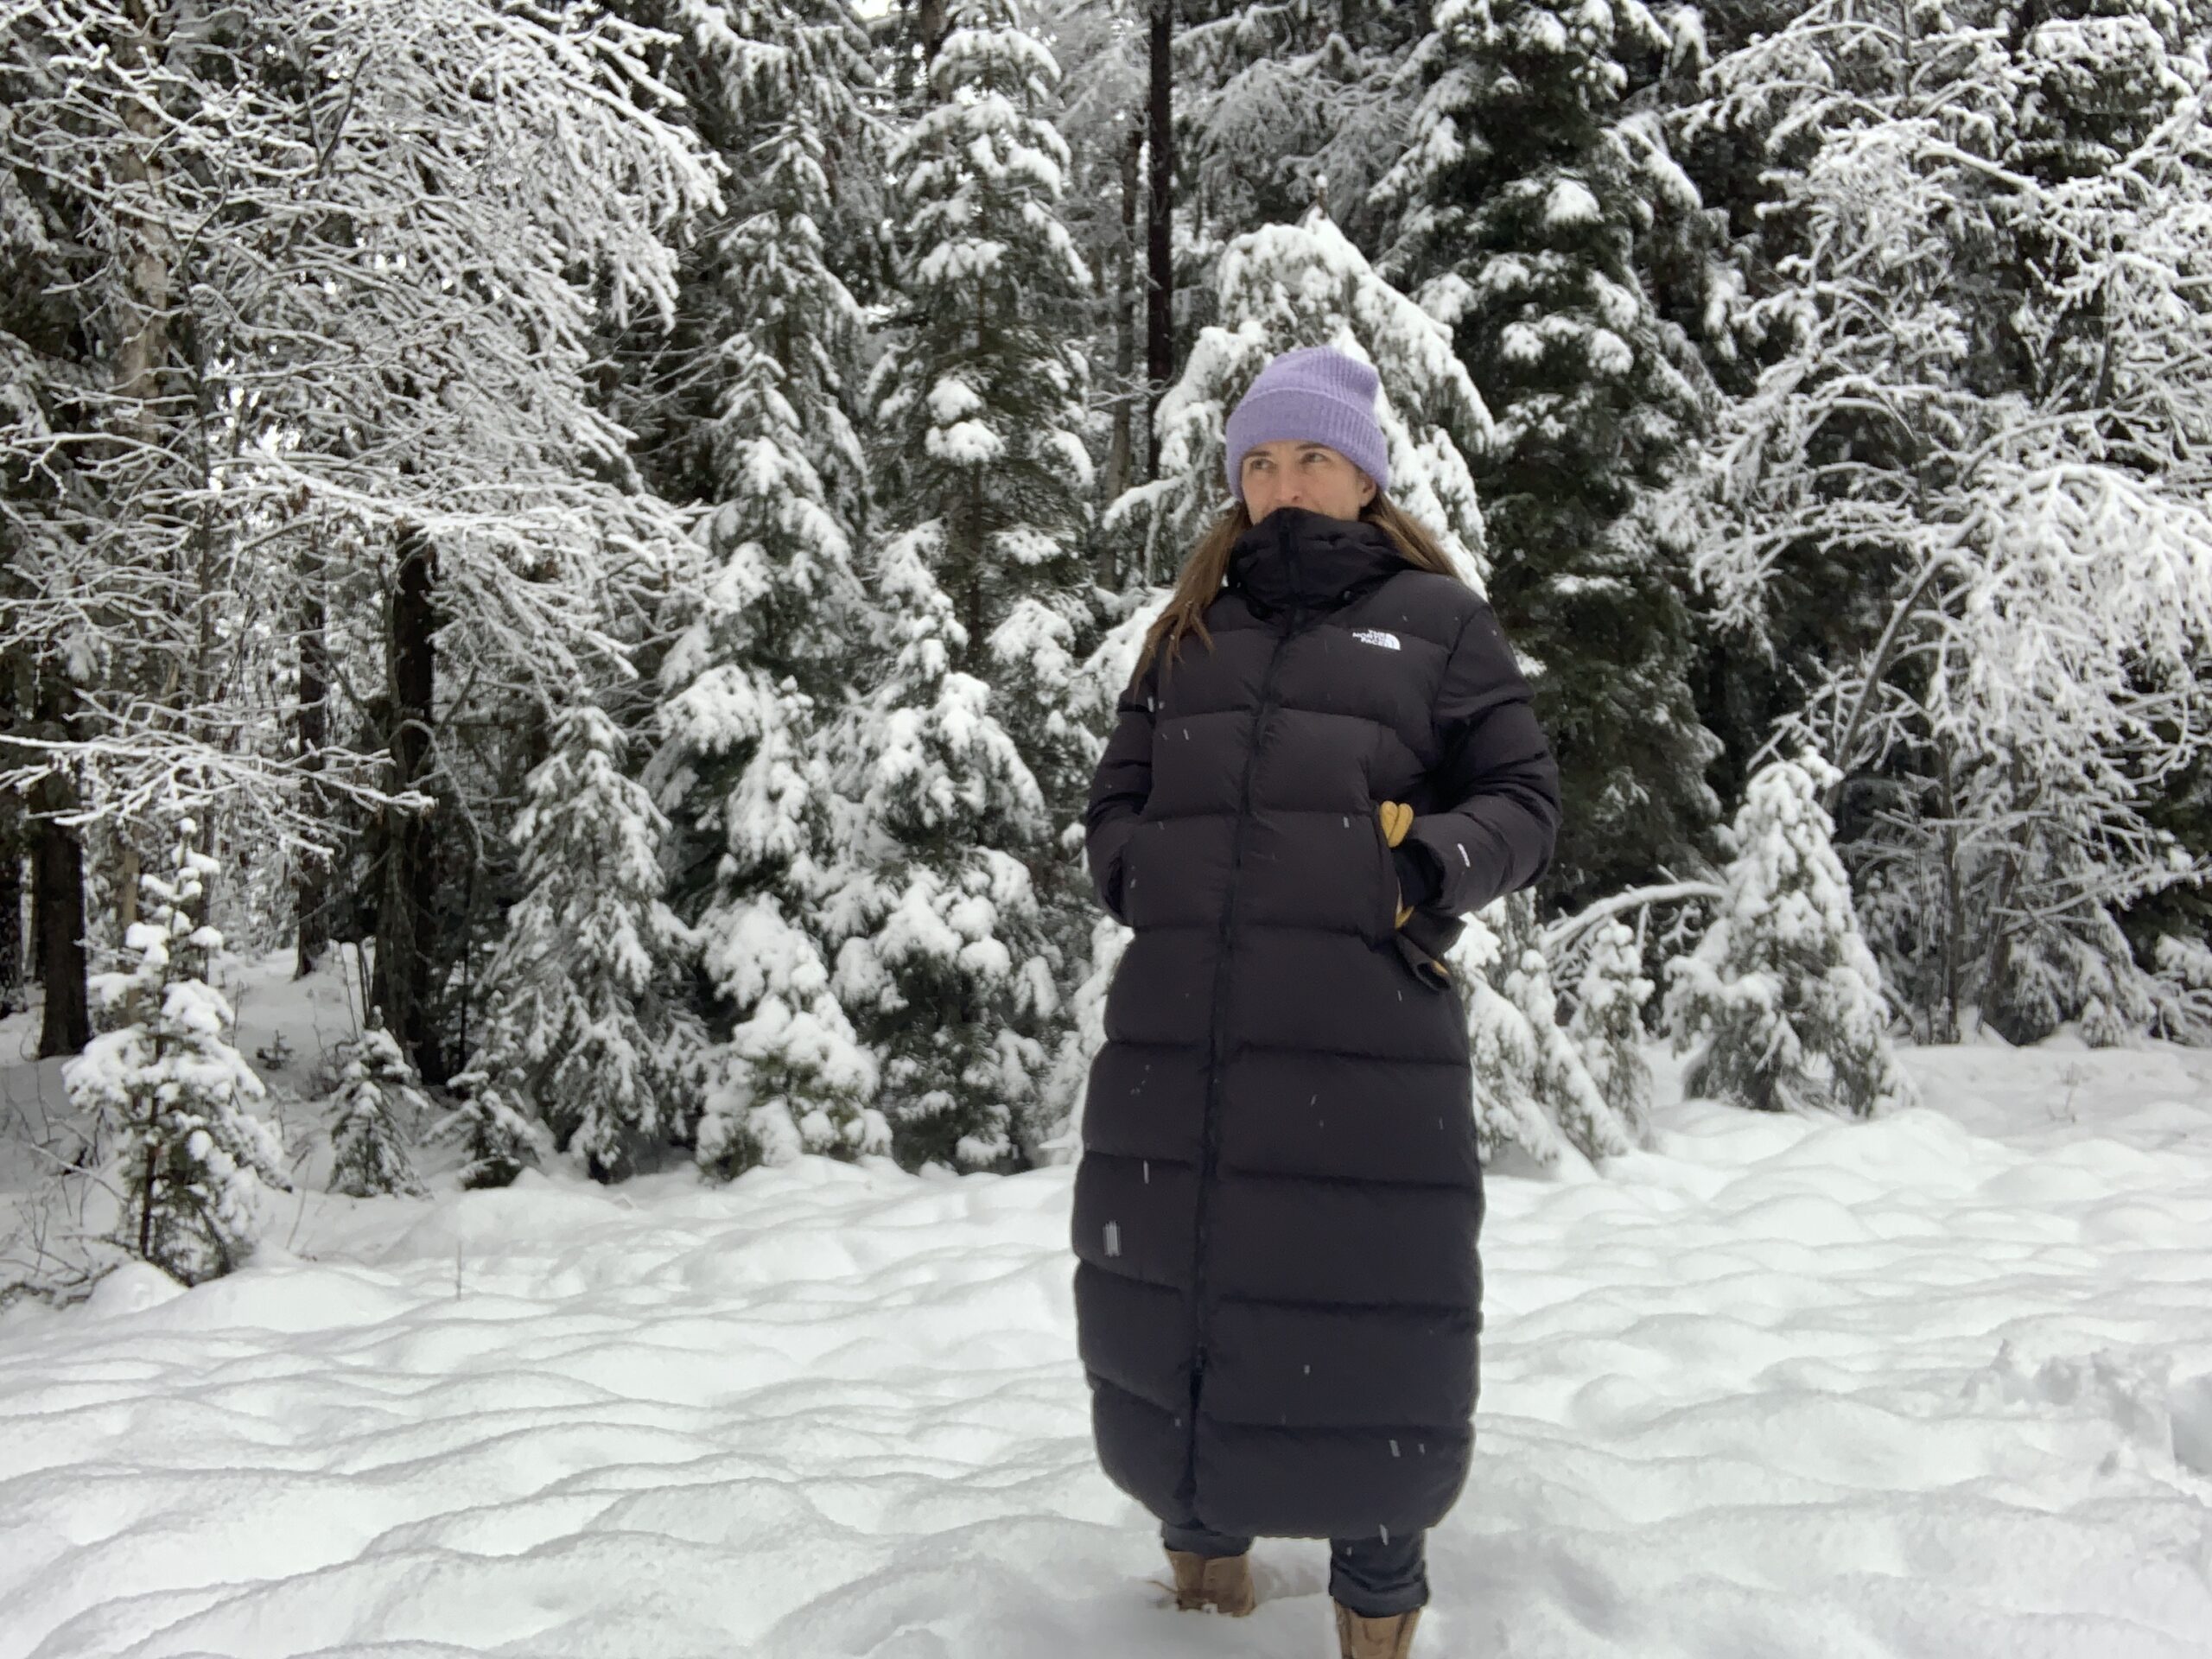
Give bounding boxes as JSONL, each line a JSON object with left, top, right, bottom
{"left": 1133, "top": 494, "right": 1462, "bottom": 683}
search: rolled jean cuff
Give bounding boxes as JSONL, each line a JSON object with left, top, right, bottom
{"left": 1160, "top": 1521, "right": 1252, "bottom": 1558}
{"left": 1329, "top": 1533, "right": 1428, "bottom": 1617}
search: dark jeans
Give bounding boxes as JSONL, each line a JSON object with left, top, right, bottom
{"left": 1160, "top": 1518, "right": 1428, "bottom": 1618}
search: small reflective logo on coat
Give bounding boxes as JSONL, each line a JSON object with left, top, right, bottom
{"left": 1351, "top": 628, "right": 1402, "bottom": 651}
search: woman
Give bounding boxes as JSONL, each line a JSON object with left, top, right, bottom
{"left": 1071, "top": 346, "right": 1561, "bottom": 1659}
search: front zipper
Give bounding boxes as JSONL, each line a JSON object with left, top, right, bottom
{"left": 1186, "top": 593, "right": 1306, "bottom": 1460}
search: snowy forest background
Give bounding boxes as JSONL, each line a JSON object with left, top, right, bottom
{"left": 8, "top": 0, "right": 2212, "bottom": 1293}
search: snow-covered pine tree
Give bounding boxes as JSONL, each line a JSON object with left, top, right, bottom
{"left": 468, "top": 705, "right": 702, "bottom": 1182}
{"left": 615, "top": 0, "right": 880, "bottom": 524}
{"left": 1381, "top": 0, "right": 1719, "bottom": 910}
{"left": 1496, "top": 891, "right": 1638, "bottom": 1161}
{"left": 2150, "top": 932, "right": 2212, "bottom": 1045}
{"left": 62, "top": 815, "right": 287, "bottom": 1285}
{"left": 645, "top": 3, "right": 891, "bottom": 1179}
{"left": 833, "top": 0, "right": 1097, "bottom": 1168}
{"left": 1975, "top": 838, "right": 2159, "bottom": 1050}
{"left": 1424, "top": 891, "right": 1639, "bottom": 1170}
{"left": 1030, "top": 0, "right": 1149, "bottom": 511}
{"left": 1455, "top": 918, "right": 1565, "bottom": 1168}
{"left": 1034, "top": 911, "right": 1132, "bottom": 1163}
{"left": 1107, "top": 207, "right": 1493, "bottom": 586}
{"left": 828, "top": 537, "right": 1058, "bottom": 1169}
{"left": 434, "top": 1067, "right": 545, "bottom": 1192}
{"left": 871, "top": 0, "right": 1099, "bottom": 823}
{"left": 692, "top": 895, "right": 887, "bottom": 1174}
{"left": 1663, "top": 752, "right": 1916, "bottom": 1118}
{"left": 1175, "top": 0, "right": 1430, "bottom": 261}
{"left": 1033, "top": 588, "right": 1163, "bottom": 1159}
{"left": 1566, "top": 916, "right": 1656, "bottom": 1147}
{"left": 1988, "top": 1, "right": 2205, "bottom": 466}
{"left": 326, "top": 1027, "right": 429, "bottom": 1199}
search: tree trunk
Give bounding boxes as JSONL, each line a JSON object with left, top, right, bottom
{"left": 1146, "top": 0, "right": 1175, "bottom": 478}
{"left": 295, "top": 524, "right": 333, "bottom": 977}
{"left": 0, "top": 658, "right": 22, "bottom": 1017}
{"left": 1934, "top": 739, "right": 1963, "bottom": 1046}
{"left": 0, "top": 849, "right": 20, "bottom": 1016}
{"left": 1103, "top": 117, "right": 1142, "bottom": 563}
{"left": 371, "top": 523, "right": 446, "bottom": 1082}
{"left": 28, "top": 661, "right": 90, "bottom": 1056}
{"left": 116, "top": 842, "right": 141, "bottom": 942}
{"left": 33, "top": 792, "right": 91, "bottom": 1059}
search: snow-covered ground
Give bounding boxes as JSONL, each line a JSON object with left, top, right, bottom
{"left": 3, "top": 962, "right": 2211, "bottom": 1657}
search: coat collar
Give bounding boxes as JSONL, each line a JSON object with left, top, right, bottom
{"left": 1226, "top": 506, "right": 1408, "bottom": 615}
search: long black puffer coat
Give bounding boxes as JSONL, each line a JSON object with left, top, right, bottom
{"left": 1071, "top": 505, "right": 1560, "bottom": 1541}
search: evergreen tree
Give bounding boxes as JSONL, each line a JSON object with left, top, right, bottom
{"left": 1382, "top": 0, "right": 1720, "bottom": 910}
{"left": 1031, "top": 0, "right": 1150, "bottom": 513}
{"left": 834, "top": 0, "right": 1097, "bottom": 1167}
{"left": 1509, "top": 892, "right": 1637, "bottom": 1160}
{"left": 468, "top": 706, "right": 702, "bottom": 1181}
{"left": 693, "top": 893, "right": 887, "bottom": 1175}
{"left": 1445, "top": 892, "right": 1637, "bottom": 1167}
{"left": 827, "top": 537, "right": 1058, "bottom": 1169}
{"left": 1567, "top": 917, "right": 1656, "bottom": 1147}
{"left": 1979, "top": 841, "right": 2159, "bottom": 1049}
{"left": 660, "top": 0, "right": 879, "bottom": 537}
{"left": 632, "top": 2, "right": 890, "bottom": 1178}
{"left": 62, "top": 816, "right": 287, "bottom": 1284}
{"left": 1109, "top": 207, "right": 1493, "bottom": 584}
{"left": 326, "top": 1027, "right": 429, "bottom": 1199}
{"left": 1033, "top": 592, "right": 1161, "bottom": 1160}
{"left": 434, "top": 1070, "right": 545, "bottom": 1192}
{"left": 613, "top": 0, "right": 880, "bottom": 522}
{"left": 1663, "top": 752, "right": 1916, "bottom": 1117}
{"left": 1455, "top": 905, "right": 1563, "bottom": 1168}
{"left": 868, "top": 0, "right": 1099, "bottom": 817}
{"left": 1034, "top": 912, "right": 1132, "bottom": 1162}
{"left": 1176, "top": 0, "right": 1430, "bottom": 261}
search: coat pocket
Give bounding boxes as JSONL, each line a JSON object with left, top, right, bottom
{"left": 1364, "top": 800, "right": 1400, "bottom": 944}
{"left": 1389, "top": 892, "right": 1464, "bottom": 993}
{"left": 1389, "top": 930, "right": 1454, "bottom": 992}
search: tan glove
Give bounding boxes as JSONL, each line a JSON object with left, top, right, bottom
{"left": 1378, "top": 801, "right": 1414, "bottom": 928}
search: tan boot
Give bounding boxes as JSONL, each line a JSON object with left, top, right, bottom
{"left": 1163, "top": 1547, "right": 1257, "bottom": 1616}
{"left": 1334, "top": 1601, "right": 1421, "bottom": 1659}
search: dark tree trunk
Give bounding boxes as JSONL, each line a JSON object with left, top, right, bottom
{"left": 1103, "top": 117, "right": 1143, "bottom": 565}
{"left": 0, "top": 659, "right": 22, "bottom": 1017}
{"left": 0, "top": 849, "right": 20, "bottom": 1016}
{"left": 29, "top": 665, "right": 90, "bottom": 1058}
{"left": 294, "top": 526, "right": 333, "bottom": 978}
{"left": 1146, "top": 0, "right": 1175, "bottom": 478}
{"left": 371, "top": 524, "right": 447, "bottom": 1082}
{"left": 33, "top": 788, "right": 91, "bottom": 1059}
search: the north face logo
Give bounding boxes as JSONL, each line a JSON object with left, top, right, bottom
{"left": 1351, "top": 628, "right": 1402, "bottom": 651}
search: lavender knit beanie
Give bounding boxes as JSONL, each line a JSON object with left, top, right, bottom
{"left": 1223, "top": 345, "right": 1391, "bottom": 501}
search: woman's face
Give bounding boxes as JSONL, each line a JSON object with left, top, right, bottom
{"left": 1239, "top": 440, "right": 1378, "bottom": 523}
